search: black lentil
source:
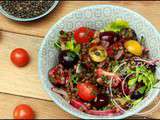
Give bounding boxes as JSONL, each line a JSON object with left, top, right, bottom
{"left": 0, "top": 0, "right": 55, "bottom": 18}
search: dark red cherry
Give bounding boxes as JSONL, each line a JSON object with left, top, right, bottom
{"left": 99, "top": 31, "right": 119, "bottom": 46}
{"left": 91, "top": 93, "right": 109, "bottom": 108}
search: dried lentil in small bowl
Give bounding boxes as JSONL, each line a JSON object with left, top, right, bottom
{"left": 0, "top": 0, "right": 59, "bottom": 22}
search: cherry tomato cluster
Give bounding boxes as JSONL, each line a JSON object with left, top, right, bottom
{"left": 10, "top": 48, "right": 32, "bottom": 119}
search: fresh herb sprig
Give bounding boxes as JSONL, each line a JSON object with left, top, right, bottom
{"left": 54, "top": 35, "right": 81, "bottom": 55}
{"left": 127, "top": 65, "right": 156, "bottom": 94}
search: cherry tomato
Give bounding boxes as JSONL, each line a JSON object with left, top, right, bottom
{"left": 10, "top": 48, "right": 30, "bottom": 67}
{"left": 124, "top": 40, "right": 142, "bottom": 56}
{"left": 74, "top": 27, "right": 94, "bottom": 43}
{"left": 13, "top": 104, "right": 34, "bottom": 119}
{"left": 77, "top": 82, "right": 97, "bottom": 101}
{"left": 89, "top": 46, "right": 107, "bottom": 62}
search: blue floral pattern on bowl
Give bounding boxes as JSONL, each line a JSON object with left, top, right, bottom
{"left": 39, "top": 5, "right": 160, "bottom": 119}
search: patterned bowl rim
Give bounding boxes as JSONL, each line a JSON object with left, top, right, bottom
{"left": 0, "top": 1, "right": 59, "bottom": 22}
{"left": 38, "top": 5, "right": 160, "bottom": 119}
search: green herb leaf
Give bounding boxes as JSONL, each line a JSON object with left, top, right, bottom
{"left": 54, "top": 40, "right": 61, "bottom": 49}
{"left": 115, "top": 98, "right": 128, "bottom": 105}
{"left": 101, "top": 19, "right": 129, "bottom": 32}
{"left": 140, "top": 36, "right": 145, "bottom": 44}
{"left": 142, "top": 76, "right": 148, "bottom": 86}
{"left": 138, "top": 86, "right": 146, "bottom": 94}
{"left": 101, "top": 75, "right": 107, "bottom": 81}
{"left": 124, "top": 95, "right": 131, "bottom": 101}
{"left": 128, "top": 78, "right": 137, "bottom": 88}
{"left": 73, "top": 44, "right": 81, "bottom": 54}
{"left": 138, "top": 75, "right": 143, "bottom": 82}
{"left": 66, "top": 40, "right": 74, "bottom": 51}
{"left": 90, "top": 38, "right": 94, "bottom": 43}
{"left": 71, "top": 74, "right": 79, "bottom": 84}
{"left": 100, "top": 106, "right": 111, "bottom": 110}
{"left": 132, "top": 98, "right": 143, "bottom": 106}
{"left": 65, "top": 38, "right": 80, "bottom": 54}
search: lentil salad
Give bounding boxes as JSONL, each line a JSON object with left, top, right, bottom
{"left": 48, "top": 19, "right": 159, "bottom": 116}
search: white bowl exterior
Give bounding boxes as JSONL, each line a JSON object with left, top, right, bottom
{"left": 39, "top": 5, "right": 160, "bottom": 119}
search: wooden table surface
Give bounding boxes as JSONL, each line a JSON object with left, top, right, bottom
{"left": 0, "top": 1, "right": 160, "bottom": 119}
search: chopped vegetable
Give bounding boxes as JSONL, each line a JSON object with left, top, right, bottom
{"left": 70, "top": 99, "right": 88, "bottom": 111}
{"left": 124, "top": 40, "right": 142, "bottom": 56}
{"left": 66, "top": 38, "right": 81, "bottom": 54}
{"left": 132, "top": 98, "right": 143, "bottom": 106}
{"left": 77, "top": 82, "right": 97, "bottom": 101}
{"left": 101, "top": 19, "right": 129, "bottom": 32}
{"left": 87, "top": 109, "right": 122, "bottom": 116}
{"left": 140, "top": 36, "right": 145, "bottom": 44}
{"left": 138, "top": 86, "right": 146, "bottom": 94}
{"left": 74, "top": 27, "right": 94, "bottom": 43}
{"left": 54, "top": 40, "right": 61, "bottom": 49}
{"left": 89, "top": 46, "right": 107, "bottom": 62}
{"left": 71, "top": 74, "right": 79, "bottom": 84}
{"left": 128, "top": 78, "right": 137, "bottom": 88}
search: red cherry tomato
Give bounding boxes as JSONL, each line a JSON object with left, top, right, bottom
{"left": 77, "top": 82, "right": 97, "bottom": 101}
{"left": 10, "top": 48, "right": 30, "bottom": 67}
{"left": 13, "top": 104, "right": 34, "bottom": 119}
{"left": 74, "top": 27, "right": 94, "bottom": 43}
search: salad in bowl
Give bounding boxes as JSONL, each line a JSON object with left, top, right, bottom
{"left": 49, "top": 19, "right": 159, "bottom": 116}
{"left": 39, "top": 5, "right": 160, "bottom": 119}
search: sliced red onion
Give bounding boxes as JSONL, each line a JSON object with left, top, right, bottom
{"left": 51, "top": 87, "right": 69, "bottom": 100}
{"left": 151, "top": 59, "right": 160, "bottom": 64}
{"left": 134, "top": 58, "right": 160, "bottom": 65}
{"left": 114, "top": 49, "right": 124, "bottom": 60}
{"left": 87, "top": 109, "right": 122, "bottom": 116}
{"left": 96, "top": 68, "right": 118, "bottom": 77}
{"left": 70, "top": 99, "right": 88, "bottom": 111}
{"left": 70, "top": 99, "right": 123, "bottom": 116}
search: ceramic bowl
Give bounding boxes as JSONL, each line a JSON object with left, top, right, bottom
{"left": 0, "top": 1, "right": 59, "bottom": 22}
{"left": 39, "top": 5, "right": 160, "bottom": 119}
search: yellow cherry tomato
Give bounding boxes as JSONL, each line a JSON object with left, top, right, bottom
{"left": 124, "top": 40, "right": 142, "bottom": 56}
{"left": 89, "top": 46, "right": 107, "bottom": 62}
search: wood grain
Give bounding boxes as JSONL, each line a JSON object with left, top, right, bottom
{"left": 0, "top": 92, "right": 160, "bottom": 119}
{"left": 0, "top": 1, "right": 160, "bottom": 37}
{"left": 0, "top": 31, "right": 50, "bottom": 100}
{"left": 0, "top": 93, "right": 75, "bottom": 119}
{"left": 0, "top": 1, "right": 160, "bottom": 119}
